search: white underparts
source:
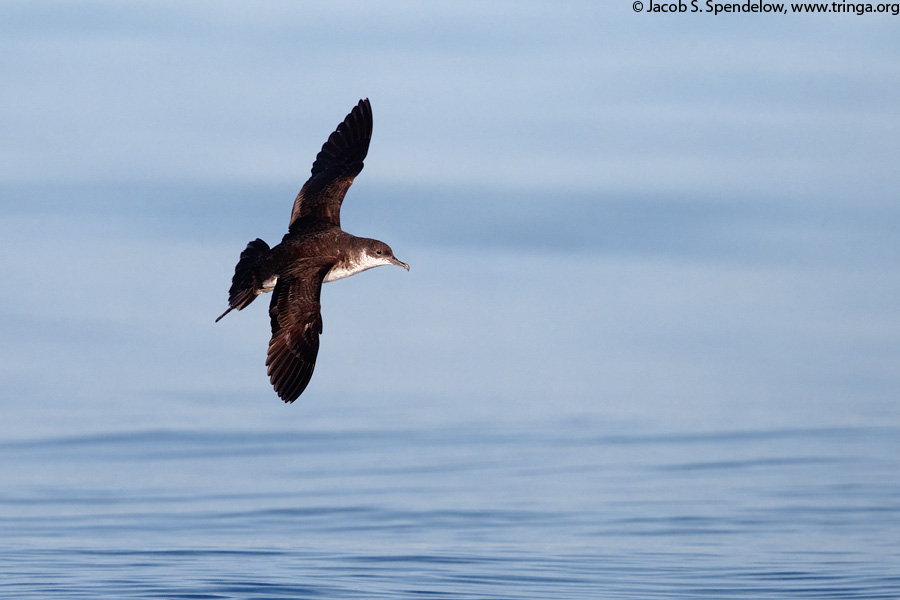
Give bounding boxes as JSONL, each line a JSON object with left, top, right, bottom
{"left": 324, "top": 254, "right": 394, "bottom": 283}
{"left": 256, "top": 254, "right": 393, "bottom": 292}
{"left": 259, "top": 276, "right": 278, "bottom": 293}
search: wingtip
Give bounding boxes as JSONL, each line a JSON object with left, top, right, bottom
{"left": 357, "top": 98, "right": 372, "bottom": 120}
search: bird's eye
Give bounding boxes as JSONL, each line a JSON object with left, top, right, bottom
{"left": 375, "top": 250, "right": 383, "bottom": 255}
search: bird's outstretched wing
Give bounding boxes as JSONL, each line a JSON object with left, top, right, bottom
{"left": 265, "top": 263, "right": 331, "bottom": 403}
{"left": 289, "top": 98, "right": 373, "bottom": 230}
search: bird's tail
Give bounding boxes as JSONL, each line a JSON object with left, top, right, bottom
{"left": 215, "top": 238, "right": 271, "bottom": 322}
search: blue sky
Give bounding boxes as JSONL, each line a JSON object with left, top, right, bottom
{"left": 1, "top": 1, "right": 898, "bottom": 438}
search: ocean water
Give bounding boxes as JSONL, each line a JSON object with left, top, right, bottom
{"left": 2, "top": 403, "right": 899, "bottom": 599}
{"left": 1, "top": 179, "right": 900, "bottom": 598}
{"left": 4, "top": 1, "right": 900, "bottom": 596}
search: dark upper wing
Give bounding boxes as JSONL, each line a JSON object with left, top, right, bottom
{"left": 265, "top": 264, "right": 331, "bottom": 403}
{"left": 289, "top": 98, "right": 373, "bottom": 230}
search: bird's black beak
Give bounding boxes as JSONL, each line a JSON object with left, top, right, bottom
{"left": 391, "top": 257, "right": 410, "bottom": 271}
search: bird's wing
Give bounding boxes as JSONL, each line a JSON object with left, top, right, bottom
{"left": 289, "top": 98, "right": 373, "bottom": 231}
{"left": 265, "top": 262, "right": 331, "bottom": 403}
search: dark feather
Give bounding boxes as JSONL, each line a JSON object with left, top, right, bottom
{"left": 289, "top": 98, "right": 373, "bottom": 230}
{"left": 264, "top": 263, "right": 330, "bottom": 403}
{"left": 215, "top": 238, "right": 271, "bottom": 322}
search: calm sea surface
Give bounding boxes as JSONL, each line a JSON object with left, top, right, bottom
{"left": 2, "top": 186, "right": 899, "bottom": 598}
{"left": 2, "top": 403, "right": 898, "bottom": 599}
{"left": 3, "top": 1, "right": 900, "bottom": 596}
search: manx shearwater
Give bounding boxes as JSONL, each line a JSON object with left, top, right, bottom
{"left": 216, "top": 99, "right": 408, "bottom": 403}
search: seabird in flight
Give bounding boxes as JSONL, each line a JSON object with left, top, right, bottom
{"left": 216, "top": 99, "right": 409, "bottom": 403}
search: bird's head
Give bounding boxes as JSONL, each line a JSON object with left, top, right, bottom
{"left": 366, "top": 240, "right": 409, "bottom": 272}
